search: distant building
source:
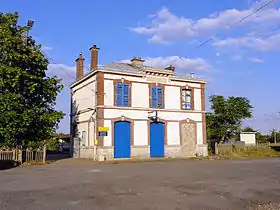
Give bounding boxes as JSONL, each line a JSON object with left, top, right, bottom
{"left": 240, "top": 132, "right": 256, "bottom": 145}
{"left": 70, "top": 44, "right": 208, "bottom": 160}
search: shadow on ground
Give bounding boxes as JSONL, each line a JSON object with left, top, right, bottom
{"left": 0, "top": 160, "right": 19, "bottom": 171}
{"left": 46, "top": 151, "right": 71, "bottom": 162}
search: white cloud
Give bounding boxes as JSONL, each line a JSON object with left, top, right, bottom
{"left": 47, "top": 64, "right": 76, "bottom": 85}
{"left": 121, "top": 56, "right": 212, "bottom": 72}
{"left": 41, "top": 45, "right": 52, "bottom": 51}
{"left": 130, "top": 3, "right": 280, "bottom": 45}
{"left": 213, "top": 33, "right": 280, "bottom": 51}
{"left": 248, "top": 57, "right": 264, "bottom": 62}
{"left": 230, "top": 55, "right": 243, "bottom": 61}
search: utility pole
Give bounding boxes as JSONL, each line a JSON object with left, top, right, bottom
{"left": 274, "top": 130, "right": 277, "bottom": 144}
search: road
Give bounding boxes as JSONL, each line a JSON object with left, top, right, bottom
{"left": 0, "top": 158, "right": 280, "bottom": 210}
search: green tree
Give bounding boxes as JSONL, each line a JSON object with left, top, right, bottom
{"left": 242, "top": 126, "right": 256, "bottom": 132}
{"left": 207, "top": 95, "right": 253, "bottom": 142}
{"left": 0, "top": 12, "right": 64, "bottom": 148}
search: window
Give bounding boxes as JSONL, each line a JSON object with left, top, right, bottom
{"left": 116, "top": 82, "right": 130, "bottom": 107}
{"left": 182, "top": 89, "right": 192, "bottom": 110}
{"left": 81, "top": 131, "right": 86, "bottom": 146}
{"left": 151, "top": 86, "right": 163, "bottom": 108}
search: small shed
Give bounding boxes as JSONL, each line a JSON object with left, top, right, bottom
{"left": 240, "top": 132, "right": 256, "bottom": 145}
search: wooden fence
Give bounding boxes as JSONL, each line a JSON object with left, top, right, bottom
{"left": 0, "top": 146, "right": 46, "bottom": 163}
{"left": 215, "top": 142, "right": 280, "bottom": 155}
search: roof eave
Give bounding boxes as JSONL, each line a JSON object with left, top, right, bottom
{"left": 70, "top": 67, "right": 207, "bottom": 89}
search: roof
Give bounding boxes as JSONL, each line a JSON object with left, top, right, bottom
{"left": 70, "top": 62, "right": 207, "bottom": 88}
{"left": 103, "top": 62, "right": 206, "bottom": 81}
{"left": 103, "top": 62, "right": 141, "bottom": 73}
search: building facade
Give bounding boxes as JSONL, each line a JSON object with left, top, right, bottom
{"left": 70, "top": 45, "right": 208, "bottom": 160}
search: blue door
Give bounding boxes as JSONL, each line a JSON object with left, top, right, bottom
{"left": 150, "top": 122, "right": 165, "bottom": 157}
{"left": 114, "top": 121, "right": 131, "bottom": 158}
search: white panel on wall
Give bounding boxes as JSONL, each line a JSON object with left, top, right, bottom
{"left": 134, "top": 121, "right": 148, "bottom": 146}
{"left": 103, "top": 120, "right": 112, "bottom": 146}
{"left": 77, "top": 122, "right": 88, "bottom": 146}
{"left": 158, "top": 111, "right": 203, "bottom": 122}
{"left": 104, "top": 74, "right": 145, "bottom": 83}
{"left": 169, "top": 80, "right": 202, "bottom": 88}
{"left": 132, "top": 83, "right": 149, "bottom": 108}
{"left": 167, "top": 122, "right": 180, "bottom": 145}
{"left": 88, "top": 121, "right": 95, "bottom": 146}
{"left": 194, "top": 88, "right": 201, "bottom": 111}
{"left": 104, "top": 80, "right": 114, "bottom": 106}
{"left": 196, "top": 122, "right": 203, "bottom": 144}
{"left": 165, "top": 86, "right": 180, "bottom": 110}
{"left": 104, "top": 109, "right": 203, "bottom": 122}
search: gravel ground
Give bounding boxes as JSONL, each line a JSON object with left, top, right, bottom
{"left": 0, "top": 158, "right": 280, "bottom": 210}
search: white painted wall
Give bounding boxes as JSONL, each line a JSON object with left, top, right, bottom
{"left": 169, "top": 81, "right": 201, "bottom": 88}
{"left": 134, "top": 121, "right": 148, "bottom": 146}
{"left": 72, "top": 76, "right": 96, "bottom": 113}
{"left": 103, "top": 73, "right": 203, "bottom": 112}
{"left": 165, "top": 86, "right": 180, "bottom": 110}
{"left": 104, "top": 109, "right": 202, "bottom": 122}
{"left": 167, "top": 122, "right": 180, "bottom": 145}
{"left": 132, "top": 83, "right": 149, "bottom": 108}
{"left": 104, "top": 74, "right": 143, "bottom": 82}
{"left": 104, "top": 80, "right": 114, "bottom": 106}
{"left": 103, "top": 120, "right": 112, "bottom": 146}
{"left": 194, "top": 88, "right": 201, "bottom": 111}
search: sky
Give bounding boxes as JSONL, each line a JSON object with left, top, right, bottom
{"left": 2, "top": 0, "right": 280, "bottom": 134}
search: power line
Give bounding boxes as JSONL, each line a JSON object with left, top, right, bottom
{"left": 42, "top": 51, "right": 96, "bottom": 98}
{"left": 42, "top": 51, "right": 76, "bottom": 84}
{"left": 196, "top": 0, "right": 276, "bottom": 48}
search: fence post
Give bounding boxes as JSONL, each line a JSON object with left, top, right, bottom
{"left": 43, "top": 145, "right": 46, "bottom": 163}
{"left": 215, "top": 142, "right": 218, "bottom": 155}
{"left": 18, "top": 149, "right": 22, "bottom": 163}
{"left": 12, "top": 149, "right": 16, "bottom": 161}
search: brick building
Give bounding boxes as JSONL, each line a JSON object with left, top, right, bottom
{"left": 70, "top": 44, "right": 208, "bottom": 160}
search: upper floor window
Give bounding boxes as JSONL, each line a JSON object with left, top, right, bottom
{"left": 151, "top": 86, "right": 163, "bottom": 109}
{"left": 116, "top": 82, "right": 130, "bottom": 107}
{"left": 182, "top": 88, "right": 192, "bottom": 110}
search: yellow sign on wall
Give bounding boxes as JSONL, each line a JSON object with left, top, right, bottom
{"left": 94, "top": 139, "right": 98, "bottom": 145}
{"left": 98, "top": 127, "right": 109, "bottom": 132}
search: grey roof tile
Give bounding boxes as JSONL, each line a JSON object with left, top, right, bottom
{"left": 102, "top": 62, "right": 206, "bottom": 82}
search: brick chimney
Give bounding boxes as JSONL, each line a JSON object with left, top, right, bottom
{"left": 75, "top": 52, "right": 84, "bottom": 80}
{"left": 131, "top": 57, "right": 145, "bottom": 67}
{"left": 165, "top": 65, "right": 175, "bottom": 72}
{"left": 89, "top": 44, "right": 100, "bottom": 70}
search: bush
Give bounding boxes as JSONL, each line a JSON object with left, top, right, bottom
{"left": 44, "top": 138, "right": 59, "bottom": 151}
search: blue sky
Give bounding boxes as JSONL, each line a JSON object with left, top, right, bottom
{"left": 3, "top": 0, "right": 280, "bottom": 134}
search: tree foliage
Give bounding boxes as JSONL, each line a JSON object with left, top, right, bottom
{"left": 207, "top": 95, "right": 253, "bottom": 142}
{"left": 0, "top": 12, "right": 64, "bottom": 148}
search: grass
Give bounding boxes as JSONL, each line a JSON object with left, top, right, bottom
{"left": 219, "top": 146, "right": 280, "bottom": 159}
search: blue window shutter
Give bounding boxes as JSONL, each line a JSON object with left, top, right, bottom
{"left": 116, "top": 82, "right": 123, "bottom": 106}
{"left": 123, "top": 83, "right": 129, "bottom": 107}
{"left": 157, "top": 86, "right": 163, "bottom": 108}
{"left": 151, "top": 86, "right": 157, "bottom": 108}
